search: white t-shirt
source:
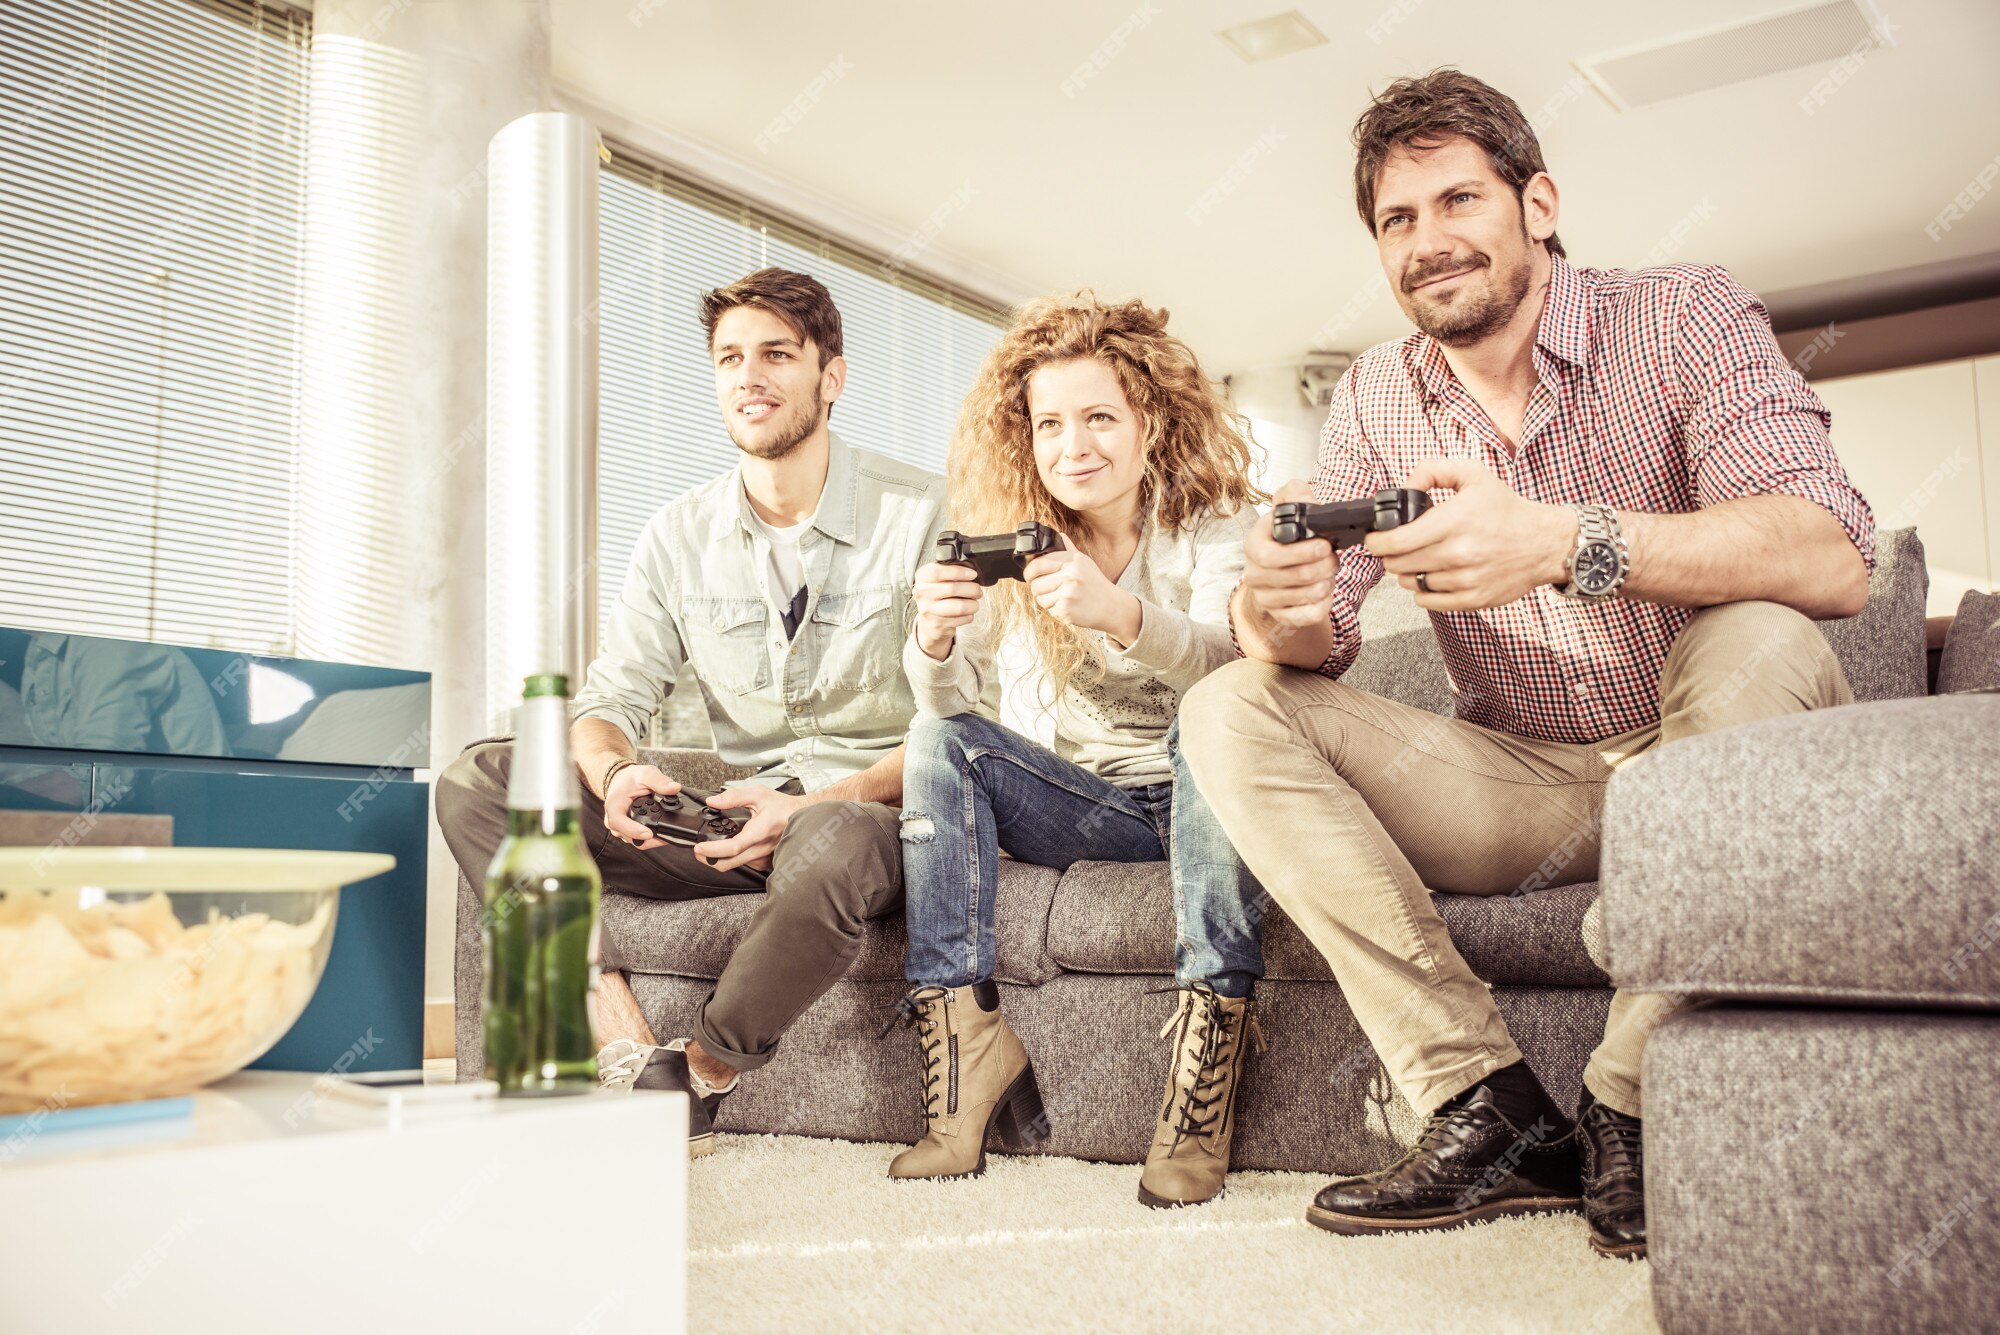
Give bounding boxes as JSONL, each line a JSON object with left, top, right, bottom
{"left": 746, "top": 509, "right": 809, "bottom": 610}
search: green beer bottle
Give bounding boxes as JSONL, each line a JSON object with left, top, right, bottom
{"left": 483, "top": 672, "right": 602, "bottom": 1095}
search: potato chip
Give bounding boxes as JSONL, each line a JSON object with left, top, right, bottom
{"left": 0, "top": 891, "right": 333, "bottom": 1113}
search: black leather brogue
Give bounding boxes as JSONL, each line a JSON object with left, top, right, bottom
{"left": 1306, "top": 1062, "right": 1582, "bottom": 1235}
{"left": 1577, "top": 1090, "right": 1647, "bottom": 1259}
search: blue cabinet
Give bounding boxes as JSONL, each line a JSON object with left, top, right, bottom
{"left": 0, "top": 626, "right": 430, "bottom": 1074}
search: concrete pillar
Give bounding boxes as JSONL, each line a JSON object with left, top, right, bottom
{"left": 296, "top": 0, "right": 551, "bottom": 1007}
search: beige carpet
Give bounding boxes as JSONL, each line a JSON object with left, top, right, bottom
{"left": 689, "top": 1134, "right": 1660, "bottom": 1334}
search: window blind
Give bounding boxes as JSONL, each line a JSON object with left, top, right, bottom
{"left": 596, "top": 148, "right": 1007, "bottom": 645}
{"left": 0, "top": 0, "right": 308, "bottom": 653}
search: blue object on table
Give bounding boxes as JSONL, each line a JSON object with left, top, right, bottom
{"left": 0, "top": 1095, "right": 194, "bottom": 1140}
{"left": 0, "top": 625, "right": 429, "bottom": 1074}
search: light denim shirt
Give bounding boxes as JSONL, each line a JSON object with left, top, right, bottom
{"left": 573, "top": 432, "right": 948, "bottom": 792}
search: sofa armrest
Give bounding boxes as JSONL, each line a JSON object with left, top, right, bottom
{"left": 1599, "top": 695, "right": 2000, "bottom": 1009}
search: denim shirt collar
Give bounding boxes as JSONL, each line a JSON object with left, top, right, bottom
{"left": 727, "top": 430, "right": 859, "bottom": 548}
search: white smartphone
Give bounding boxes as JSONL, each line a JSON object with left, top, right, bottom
{"left": 320, "top": 1069, "right": 499, "bottom": 1111}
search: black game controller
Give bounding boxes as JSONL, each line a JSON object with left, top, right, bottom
{"left": 934, "top": 522, "right": 1065, "bottom": 585}
{"left": 627, "top": 790, "right": 748, "bottom": 847}
{"left": 1270, "top": 488, "right": 1432, "bottom": 548}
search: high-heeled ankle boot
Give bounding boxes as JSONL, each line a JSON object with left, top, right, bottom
{"left": 1138, "top": 984, "right": 1264, "bottom": 1208}
{"left": 887, "top": 981, "right": 1048, "bottom": 1180}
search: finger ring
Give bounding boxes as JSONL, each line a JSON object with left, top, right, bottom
{"left": 1416, "top": 572, "right": 1432, "bottom": 593}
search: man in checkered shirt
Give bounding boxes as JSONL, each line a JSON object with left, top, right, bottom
{"left": 1180, "top": 69, "right": 1873, "bottom": 1261}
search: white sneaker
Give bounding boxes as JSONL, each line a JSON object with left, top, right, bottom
{"left": 596, "top": 1038, "right": 655, "bottom": 1092}
{"left": 662, "top": 1037, "right": 740, "bottom": 1099}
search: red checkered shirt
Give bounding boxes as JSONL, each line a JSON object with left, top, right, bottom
{"left": 1283, "top": 254, "right": 1875, "bottom": 745}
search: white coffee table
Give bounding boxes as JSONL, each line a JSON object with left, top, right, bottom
{"left": 0, "top": 1071, "right": 687, "bottom": 1334}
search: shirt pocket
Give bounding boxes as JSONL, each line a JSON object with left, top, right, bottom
{"left": 808, "top": 585, "right": 901, "bottom": 692}
{"left": 682, "top": 596, "right": 771, "bottom": 696}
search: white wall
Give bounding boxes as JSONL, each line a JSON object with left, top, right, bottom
{"left": 1225, "top": 362, "right": 1326, "bottom": 498}
{"left": 1814, "top": 357, "right": 2000, "bottom": 617}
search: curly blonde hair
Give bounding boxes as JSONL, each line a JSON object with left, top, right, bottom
{"left": 949, "top": 292, "right": 1264, "bottom": 695}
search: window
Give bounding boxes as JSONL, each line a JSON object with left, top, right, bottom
{"left": 0, "top": 0, "right": 308, "bottom": 653}
{"left": 595, "top": 148, "right": 1007, "bottom": 646}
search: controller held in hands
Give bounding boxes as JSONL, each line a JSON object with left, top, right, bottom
{"left": 626, "top": 790, "right": 749, "bottom": 847}
{"left": 933, "top": 521, "right": 1065, "bottom": 585}
{"left": 1271, "top": 488, "right": 1431, "bottom": 548}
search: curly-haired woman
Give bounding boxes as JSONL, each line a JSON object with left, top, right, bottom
{"left": 887, "top": 292, "right": 1270, "bottom": 1207}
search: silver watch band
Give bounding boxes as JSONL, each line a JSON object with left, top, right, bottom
{"left": 1558, "top": 503, "right": 1629, "bottom": 599}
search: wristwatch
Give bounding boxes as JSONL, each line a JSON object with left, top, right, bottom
{"left": 1555, "top": 504, "right": 1629, "bottom": 600}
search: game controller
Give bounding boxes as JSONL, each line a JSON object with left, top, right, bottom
{"left": 626, "top": 790, "right": 748, "bottom": 847}
{"left": 1270, "top": 488, "right": 1432, "bottom": 548}
{"left": 933, "top": 522, "right": 1065, "bottom": 585}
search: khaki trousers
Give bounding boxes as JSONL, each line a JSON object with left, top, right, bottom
{"left": 1179, "top": 601, "right": 1853, "bottom": 1118}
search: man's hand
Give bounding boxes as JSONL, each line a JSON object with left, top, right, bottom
{"left": 913, "top": 560, "right": 982, "bottom": 661}
{"left": 1365, "top": 457, "right": 1576, "bottom": 611}
{"left": 602, "top": 763, "right": 681, "bottom": 851}
{"left": 699, "top": 786, "right": 805, "bottom": 873}
{"left": 1022, "top": 542, "right": 1142, "bottom": 646}
{"left": 1243, "top": 480, "right": 1339, "bottom": 629}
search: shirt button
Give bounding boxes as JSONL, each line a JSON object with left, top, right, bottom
{"left": 1572, "top": 681, "right": 1592, "bottom": 698}
{"left": 792, "top": 702, "right": 807, "bottom": 714}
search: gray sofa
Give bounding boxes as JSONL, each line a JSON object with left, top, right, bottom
{"left": 454, "top": 528, "right": 1984, "bottom": 1322}
{"left": 1599, "top": 589, "right": 1999, "bottom": 1333}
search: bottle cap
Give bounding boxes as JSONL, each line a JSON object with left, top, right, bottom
{"left": 522, "top": 672, "right": 570, "bottom": 700}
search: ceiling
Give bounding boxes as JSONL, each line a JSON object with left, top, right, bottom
{"left": 552, "top": 0, "right": 2000, "bottom": 374}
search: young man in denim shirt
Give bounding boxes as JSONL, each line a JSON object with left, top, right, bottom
{"left": 438, "top": 268, "right": 947, "bottom": 1156}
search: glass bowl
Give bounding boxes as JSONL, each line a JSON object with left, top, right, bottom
{"left": 0, "top": 847, "right": 394, "bottom": 1114}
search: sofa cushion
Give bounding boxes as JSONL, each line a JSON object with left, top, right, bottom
{"left": 600, "top": 857, "right": 1064, "bottom": 987}
{"left": 1043, "top": 859, "right": 1608, "bottom": 988}
{"left": 1601, "top": 693, "right": 2000, "bottom": 1008}
{"left": 1815, "top": 526, "right": 1928, "bottom": 702}
{"left": 1938, "top": 588, "right": 2000, "bottom": 694}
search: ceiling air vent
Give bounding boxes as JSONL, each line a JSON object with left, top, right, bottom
{"left": 1576, "top": 0, "right": 1894, "bottom": 111}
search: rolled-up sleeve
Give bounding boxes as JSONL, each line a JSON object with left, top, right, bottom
{"left": 573, "top": 513, "right": 685, "bottom": 745}
{"left": 1675, "top": 266, "right": 1876, "bottom": 568}
{"left": 1224, "top": 367, "right": 1388, "bottom": 680}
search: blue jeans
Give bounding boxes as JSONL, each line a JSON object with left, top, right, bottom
{"left": 899, "top": 712, "right": 1265, "bottom": 997}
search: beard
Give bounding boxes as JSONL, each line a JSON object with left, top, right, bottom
{"left": 727, "top": 385, "right": 823, "bottom": 462}
{"left": 1400, "top": 246, "right": 1533, "bottom": 347}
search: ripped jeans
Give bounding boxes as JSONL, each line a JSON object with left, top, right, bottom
{"left": 898, "top": 712, "right": 1265, "bottom": 998}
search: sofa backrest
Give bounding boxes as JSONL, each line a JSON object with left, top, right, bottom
{"left": 1819, "top": 527, "right": 1929, "bottom": 701}
{"left": 1343, "top": 526, "right": 1932, "bottom": 718}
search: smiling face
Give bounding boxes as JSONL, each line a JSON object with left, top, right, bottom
{"left": 711, "top": 304, "right": 844, "bottom": 461}
{"left": 1370, "top": 135, "right": 1556, "bottom": 347}
{"left": 1026, "top": 357, "right": 1146, "bottom": 528}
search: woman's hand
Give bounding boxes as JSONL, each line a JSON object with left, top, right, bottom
{"left": 1023, "top": 544, "right": 1142, "bottom": 646}
{"left": 913, "top": 560, "right": 983, "bottom": 661}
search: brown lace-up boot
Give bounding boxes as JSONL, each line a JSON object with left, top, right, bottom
{"left": 1137, "top": 984, "right": 1265, "bottom": 1208}
{"left": 887, "top": 981, "right": 1048, "bottom": 1181}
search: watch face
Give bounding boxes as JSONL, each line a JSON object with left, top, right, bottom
{"left": 1575, "top": 540, "right": 1622, "bottom": 596}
